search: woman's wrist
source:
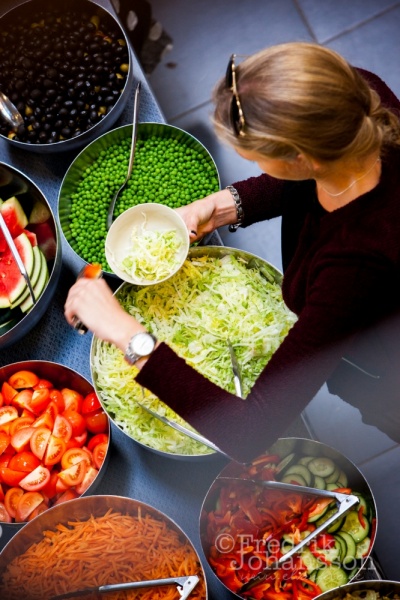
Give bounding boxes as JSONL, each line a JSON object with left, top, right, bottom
{"left": 211, "top": 188, "right": 242, "bottom": 228}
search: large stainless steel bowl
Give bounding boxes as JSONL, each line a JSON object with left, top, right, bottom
{"left": 200, "top": 437, "right": 378, "bottom": 600}
{"left": 0, "top": 163, "right": 62, "bottom": 348}
{"left": 316, "top": 579, "right": 400, "bottom": 600}
{"left": 0, "top": 0, "right": 133, "bottom": 153}
{"left": 90, "top": 246, "right": 288, "bottom": 460}
{"left": 0, "top": 361, "right": 110, "bottom": 536}
{"left": 58, "top": 122, "right": 221, "bottom": 274}
{"left": 0, "top": 495, "right": 208, "bottom": 599}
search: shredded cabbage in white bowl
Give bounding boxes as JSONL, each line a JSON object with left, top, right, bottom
{"left": 91, "top": 247, "right": 297, "bottom": 458}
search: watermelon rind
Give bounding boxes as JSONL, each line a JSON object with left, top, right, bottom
{"left": 11, "top": 246, "right": 43, "bottom": 308}
{"left": 1, "top": 232, "right": 35, "bottom": 305}
{"left": 20, "top": 250, "right": 49, "bottom": 313}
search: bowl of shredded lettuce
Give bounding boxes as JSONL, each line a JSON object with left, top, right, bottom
{"left": 90, "top": 246, "right": 297, "bottom": 459}
{"left": 105, "top": 203, "right": 190, "bottom": 284}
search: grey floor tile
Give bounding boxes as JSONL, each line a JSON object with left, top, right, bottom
{"left": 357, "top": 445, "right": 400, "bottom": 580}
{"left": 297, "top": 0, "right": 399, "bottom": 43}
{"left": 302, "top": 384, "right": 398, "bottom": 464}
{"left": 327, "top": 5, "right": 400, "bottom": 98}
{"left": 149, "top": 0, "right": 311, "bottom": 120}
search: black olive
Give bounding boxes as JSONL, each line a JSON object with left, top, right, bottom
{"left": 61, "top": 126, "right": 72, "bottom": 137}
{"left": 54, "top": 120, "right": 63, "bottom": 131}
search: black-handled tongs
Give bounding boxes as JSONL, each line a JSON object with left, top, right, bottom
{"left": 216, "top": 477, "right": 359, "bottom": 593}
{"left": 50, "top": 574, "right": 200, "bottom": 600}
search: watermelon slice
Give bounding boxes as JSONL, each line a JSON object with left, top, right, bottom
{"left": 0, "top": 197, "right": 28, "bottom": 253}
{"left": 0, "top": 232, "right": 35, "bottom": 307}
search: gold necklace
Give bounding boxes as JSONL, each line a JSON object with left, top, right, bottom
{"left": 319, "top": 157, "right": 381, "bottom": 198}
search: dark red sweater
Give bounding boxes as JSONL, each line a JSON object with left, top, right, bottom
{"left": 137, "top": 70, "right": 400, "bottom": 462}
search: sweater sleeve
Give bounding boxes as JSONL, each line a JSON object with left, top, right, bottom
{"left": 232, "top": 173, "right": 285, "bottom": 227}
{"left": 136, "top": 233, "right": 393, "bottom": 463}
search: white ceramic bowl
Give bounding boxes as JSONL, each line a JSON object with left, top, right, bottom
{"left": 105, "top": 203, "right": 189, "bottom": 285}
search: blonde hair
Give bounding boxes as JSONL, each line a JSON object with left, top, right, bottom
{"left": 213, "top": 42, "right": 400, "bottom": 162}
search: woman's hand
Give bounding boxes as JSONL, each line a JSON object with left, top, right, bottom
{"left": 64, "top": 277, "right": 143, "bottom": 351}
{"left": 176, "top": 189, "right": 239, "bottom": 241}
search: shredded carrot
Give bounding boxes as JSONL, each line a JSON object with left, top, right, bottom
{"left": 0, "top": 508, "right": 205, "bottom": 600}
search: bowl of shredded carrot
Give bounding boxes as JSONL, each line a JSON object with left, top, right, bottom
{"left": 199, "top": 437, "right": 377, "bottom": 600}
{"left": 0, "top": 494, "right": 208, "bottom": 600}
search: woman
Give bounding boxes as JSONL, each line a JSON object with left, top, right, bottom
{"left": 65, "top": 42, "right": 400, "bottom": 463}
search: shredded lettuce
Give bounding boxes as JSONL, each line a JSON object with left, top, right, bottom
{"left": 92, "top": 253, "right": 297, "bottom": 456}
{"left": 118, "top": 217, "right": 183, "bottom": 282}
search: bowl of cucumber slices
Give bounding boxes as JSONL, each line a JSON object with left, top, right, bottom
{"left": 0, "top": 163, "right": 62, "bottom": 348}
{"left": 199, "top": 437, "right": 377, "bottom": 600}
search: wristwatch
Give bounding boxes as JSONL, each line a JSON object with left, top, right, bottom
{"left": 124, "top": 332, "right": 157, "bottom": 365}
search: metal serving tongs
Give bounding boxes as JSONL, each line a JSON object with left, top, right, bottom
{"left": 227, "top": 338, "right": 244, "bottom": 398}
{"left": 50, "top": 574, "right": 200, "bottom": 600}
{"left": 106, "top": 81, "right": 141, "bottom": 230}
{"left": 0, "top": 212, "right": 36, "bottom": 305}
{"left": 136, "top": 389, "right": 229, "bottom": 457}
{"left": 216, "top": 477, "right": 359, "bottom": 594}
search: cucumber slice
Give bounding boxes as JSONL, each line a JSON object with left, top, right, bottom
{"left": 336, "top": 531, "right": 357, "bottom": 564}
{"left": 276, "top": 452, "right": 297, "bottom": 475}
{"left": 315, "top": 565, "right": 348, "bottom": 591}
{"left": 308, "top": 457, "right": 336, "bottom": 478}
{"left": 300, "top": 547, "right": 323, "bottom": 573}
{"left": 326, "top": 482, "right": 342, "bottom": 491}
{"left": 284, "top": 464, "right": 312, "bottom": 486}
{"left": 298, "top": 455, "right": 315, "bottom": 466}
{"left": 341, "top": 509, "right": 370, "bottom": 543}
{"left": 313, "top": 475, "right": 326, "bottom": 490}
{"left": 337, "top": 469, "right": 348, "bottom": 488}
{"left": 315, "top": 540, "right": 341, "bottom": 564}
{"left": 314, "top": 506, "right": 341, "bottom": 530}
{"left": 334, "top": 533, "right": 347, "bottom": 562}
{"left": 281, "top": 473, "right": 307, "bottom": 487}
{"left": 325, "top": 466, "right": 342, "bottom": 484}
{"left": 308, "top": 569, "right": 319, "bottom": 583}
{"left": 20, "top": 250, "right": 49, "bottom": 313}
{"left": 355, "top": 536, "right": 371, "bottom": 559}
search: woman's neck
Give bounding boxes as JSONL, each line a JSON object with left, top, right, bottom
{"left": 315, "top": 154, "right": 382, "bottom": 211}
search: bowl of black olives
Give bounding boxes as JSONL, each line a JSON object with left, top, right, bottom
{"left": 0, "top": 0, "right": 133, "bottom": 152}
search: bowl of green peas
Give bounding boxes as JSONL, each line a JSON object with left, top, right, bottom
{"left": 58, "top": 122, "right": 221, "bottom": 274}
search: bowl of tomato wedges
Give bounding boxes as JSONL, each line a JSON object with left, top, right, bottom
{"left": 0, "top": 360, "right": 110, "bottom": 530}
{"left": 199, "top": 437, "right": 377, "bottom": 600}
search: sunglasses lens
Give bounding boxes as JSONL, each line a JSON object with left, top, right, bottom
{"left": 226, "top": 56, "right": 234, "bottom": 89}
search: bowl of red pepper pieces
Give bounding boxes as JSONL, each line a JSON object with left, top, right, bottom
{"left": 199, "top": 437, "right": 377, "bottom": 600}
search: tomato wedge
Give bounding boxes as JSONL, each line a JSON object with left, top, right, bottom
{"left": 54, "top": 489, "right": 79, "bottom": 506}
{"left": 9, "top": 416, "right": 35, "bottom": 437}
{"left": 15, "top": 491, "right": 45, "bottom": 522}
{"left": 33, "top": 379, "right": 53, "bottom": 390}
{"left": 0, "top": 431, "right": 10, "bottom": 455}
{"left": 12, "top": 389, "right": 33, "bottom": 412}
{"left": 53, "top": 414, "right": 72, "bottom": 442}
{"left": 49, "top": 389, "right": 65, "bottom": 413}
{"left": 1, "top": 381, "right": 17, "bottom": 404}
{"left": 81, "top": 392, "right": 101, "bottom": 415}
{"left": 11, "top": 426, "right": 35, "bottom": 452}
{"left": 8, "top": 370, "right": 40, "bottom": 389}
{"left": 19, "top": 465, "right": 51, "bottom": 492}
{"left": 30, "top": 427, "right": 51, "bottom": 460}
{"left": 62, "top": 409, "right": 86, "bottom": 437}
{"left": 61, "top": 447, "right": 91, "bottom": 470}
{"left": 85, "top": 410, "right": 108, "bottom": 434}
{"left": 44, "top": 435, "right": 66, "bottom": 467}
{"left": 0, "top": 467, "right": 27, "bottom": 486}
{"left": 4, "top": 487, "right": 24, "bottom": 519}
{"left": 27, "top": 500, "right": 48, "bottom": 521}
{"left": 87, "top": 433, "right": 109, "bottom": 452}
{"left": 58, "top": 460, "right": 87, "bottom": 487}
{"left": 9, "top": 451, "right": 41, "bottom": 473}
{"left": 61, "top": 388, "right": 83, "bottom": 412}
{"left": 30, "top": 388, "right": 51, "bottom": 414}
{"left": 0, "top": 405, "right": 18, "bottom": 426}
{"left": 93, "top": 442, "right": 108, "bottom": 469}
{"left": 0, "top": 501, "right": 12, "bottom": 522}
{"left": 76, "top": 466, "right": 99, "bottom": 495}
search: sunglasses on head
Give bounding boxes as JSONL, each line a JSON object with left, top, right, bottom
{"left": 226, "top": 53, "right": 246, "bottom": 137}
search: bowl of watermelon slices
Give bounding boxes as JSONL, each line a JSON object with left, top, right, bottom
{"left": 0, "top": 163, "right": 61, "bottom": 348}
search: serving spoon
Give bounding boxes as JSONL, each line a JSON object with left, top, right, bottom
{"left": 50, "top": 574, "right": 200, "bottom": 599}
{"left": 106, "top": 81, "right": 141, "bottom": 229}
{"left": 0, "top": 90, "right": 24, "bottom": 132}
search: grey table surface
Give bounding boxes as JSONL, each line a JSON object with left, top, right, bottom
{"left": 0, "top": 1, "right": 229, "bottom": 598}
{"left": 0, "top": 1, "right": 381, "bottom": 596}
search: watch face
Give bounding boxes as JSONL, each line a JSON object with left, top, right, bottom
{"left": 131, "top": 332, "right": 156, "bottom": 356}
